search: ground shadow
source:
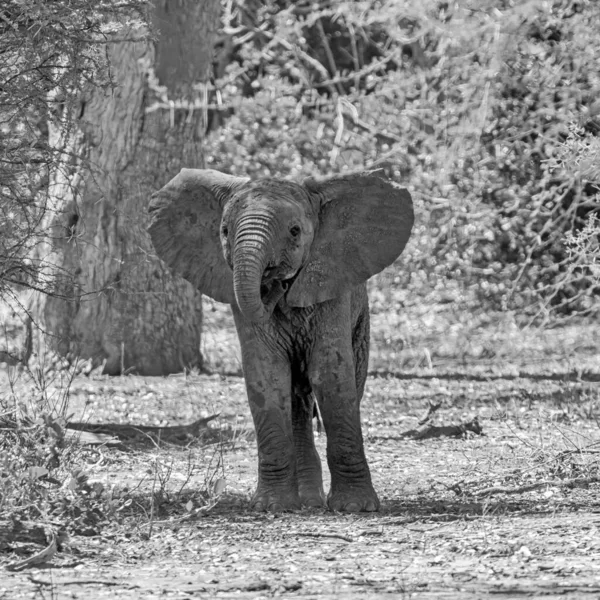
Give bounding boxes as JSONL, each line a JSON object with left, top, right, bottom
{"left": 108, "top": 489, "right": 600, "bottom": 523}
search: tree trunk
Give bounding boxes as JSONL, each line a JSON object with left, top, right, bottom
{"left": 31, "top": 0, "right": 221, "bottom": 375}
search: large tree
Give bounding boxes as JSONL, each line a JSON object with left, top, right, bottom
{"left": 28, "top": 0, "right": 222, "bottom": 374}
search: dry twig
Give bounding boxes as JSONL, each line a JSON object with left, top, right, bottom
{"left": 473, "top": 476, "right": 600, "bottom": 498}
{"left": 315, "top": 18, "right": 344, "bottom": 94}
{"left": 418, "top": 400, "right": 442, "bottom": 425}
{"left": 292, "top": 531, "right": 354, "bottom": 542}
{"left": 28, "top": 578, "right": 132, "bottom": 587}
{"left": 400, "top": 418, "right": 483, "bottom": 440}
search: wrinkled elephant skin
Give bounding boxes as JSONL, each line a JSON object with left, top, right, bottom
{"left": 148, "top": 169, "right": 414, "bottom": 512}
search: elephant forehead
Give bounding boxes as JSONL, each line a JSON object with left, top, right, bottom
{"left": 237, "top": 180, "right": 313, "bottom": 212}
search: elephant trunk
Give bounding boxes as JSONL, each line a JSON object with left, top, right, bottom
{"left": 232, "top": 213, "right": 275, "bottom": 322}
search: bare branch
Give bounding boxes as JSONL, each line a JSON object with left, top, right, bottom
{"left": 472, "top": 476, "right": 600, "bottom": 498}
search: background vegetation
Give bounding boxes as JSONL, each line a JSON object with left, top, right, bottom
{"left": 204, "top": 0, "right": 600, "bottom": 321}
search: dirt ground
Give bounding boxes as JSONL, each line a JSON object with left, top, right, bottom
{"left": 2, "top": 365, "right": 600, "bottom": 599}
{"left": 1, "top": 300, "right": 600, "bottom": 598}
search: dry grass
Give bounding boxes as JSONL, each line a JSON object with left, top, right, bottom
{"left": 1, "top": 367, "right": 599, "bottom": 597}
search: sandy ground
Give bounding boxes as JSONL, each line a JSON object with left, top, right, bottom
{"left": 2, "top": 369, "right": 599, "bottom": 599}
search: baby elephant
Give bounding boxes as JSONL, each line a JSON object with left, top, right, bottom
{"left": 148, "top": 169, "right": 413, "bottom": 512}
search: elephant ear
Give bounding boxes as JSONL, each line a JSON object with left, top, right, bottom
{"left": 286, "top": 171, "right": 414, "bottom": 307}
{"left": 148, "top": 168, "right": 249, "bottom": 304}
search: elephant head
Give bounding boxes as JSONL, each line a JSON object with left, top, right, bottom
{"left": 148, "top": 169, "right": 414, "bottom": 322}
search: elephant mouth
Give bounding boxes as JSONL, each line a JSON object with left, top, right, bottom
{"left": 260, "top": 266, "right": 297, "bottom": 308}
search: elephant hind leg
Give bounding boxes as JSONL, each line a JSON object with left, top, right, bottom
{"left": 292, "top": 381, "right": 325, "bottom": 508}
{"left": 352, "top": 305, "right": 370, "bottom": 400}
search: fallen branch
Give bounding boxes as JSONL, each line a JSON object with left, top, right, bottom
{"left": 385, "top": 513, "right": 481, "bottom": 526}
{"left": 6, "top": 532, "right": 57, "bottom": 571}
{"left": 28, "top": 578, "right": 131, "bottom": 587}
{"left": 400, "top": 418, "right": 483, "bottom": 440}
{"left": 65, "top": 429, "right": 120, "bottom": 446}
{"left": 292, "top": 531, "right": 354, "bottom": 543}
{"left": 143, "top": 503, "right": 218, "bottom": 528}
{"left": 1, "top": 415, "right": 220, "bottom": 446}
{"left": 65, "top": 414, "right": 220, "bottom": 445}
{"left": 489, "top": 583, "right": 600, "bottom": 595}
{"left": 473, "top": 476, "right": 600, "bottom": 498}
{"left": 418, "top": 400, "right": 442, "bottom": 426}
{"left": 557, "top": 448, "right": 600, "bottom": 456}
{"left": 0, "top": 520, "right": 64, "bottom": 548}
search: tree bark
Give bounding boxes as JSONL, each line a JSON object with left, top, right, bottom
{"left": 31, "top": 0, "right": 221, "bottom": 375}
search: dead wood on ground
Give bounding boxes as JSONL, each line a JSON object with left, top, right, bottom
{"left": 291, "top": 531, "right": 354, "bottom": 543}
{"left": 65, "top": 415, "right": 220, "bottom": 445}
{"left": 473, "top": 476, "right": 600, "bottom": 498}
{"left": 418, "top": 399, "right": 442, "bottom": 425}
{"left": 5, "top": 531, "right": 58, "bottom": 571}
{"left": 0, "top": 520, "right": 60, "bottom": 549}
{"left": 1, "top": 415, "right": 221, "bottom": 446}
{"left": 400, "top": 417, "right": 483, "bottom": 440}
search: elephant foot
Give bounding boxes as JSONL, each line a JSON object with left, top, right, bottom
{"left": 298, "top": 469, "right": 326, "bottom": 508}
{"left": 299, "top": 484, "right": 326, "bottom": 508}
{"left": 327, "top": 484, "right": 380, "bottom": 513}
{"left": 250, "top": 486, "right": 301, "bottom": 512}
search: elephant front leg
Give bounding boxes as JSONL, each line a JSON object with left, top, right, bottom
{"left": 234, "top": 309, "right": 300, "bottom": 512}
{"left": 309, "top": 329, "right": 379, "bottom": 512}
{"left": 292, "top": 391, "right": 325, "bottom": 508}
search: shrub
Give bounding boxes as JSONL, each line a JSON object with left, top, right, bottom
{"left": 205, "top": 0, "right": 600, "bottom": 318}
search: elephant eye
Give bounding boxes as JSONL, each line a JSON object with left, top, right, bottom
{"left": 221, "top": 226, "right": 228, "bottom": 238}
{"left": 289, "top": 225, "right": 300, "bottom": 238}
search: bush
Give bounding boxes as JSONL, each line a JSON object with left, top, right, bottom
{"left": 0, "top": 0, "right": 149, "bottom": 545}
{"left": 0, "top": 364, "right": 110, "bottom": 533}
{"left": 205, "top": 0, "right": 600, "bottom": 319}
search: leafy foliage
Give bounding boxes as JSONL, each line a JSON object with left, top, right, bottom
{"left": 0, "top": 0, "right": 149, "bottom": 532}
{"left": 0, "top": 361, "right": 108, "bottom": 531}
{"left": 0, "top": 408, "right": 113, "bottom": 535}
{"left": 205, "top": 0, "right": 600, "bottom": 318}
